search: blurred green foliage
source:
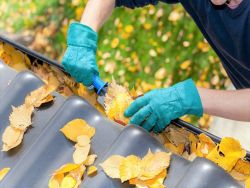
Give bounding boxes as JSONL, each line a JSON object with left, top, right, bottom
{"left": 0, "top": 0, "right": 230, "bottom": 126}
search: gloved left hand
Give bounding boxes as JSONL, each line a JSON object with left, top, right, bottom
{"left": 124, "top": 79, "right": 203, "bottom": 133}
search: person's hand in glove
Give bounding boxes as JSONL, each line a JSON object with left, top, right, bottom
{"left": 124, "top": 79, "right": 203, "bottom": 133}
{"left": 62, "top": 22, "right": 99, "bottom": 86}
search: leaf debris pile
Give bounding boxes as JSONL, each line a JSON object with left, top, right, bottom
{"left": 49, "top": 119, "right": 97, "bottom": 188}
{"left": 100, "top": 149, "right": 171, "bottom": 188}
{"left": 2, "top": 83, "right": 56, "bottom": 151}
{"left": 157, "top": 125, "right": 250, "bottom": 187}
{"left": 104, "top": 79, "right": 134, "bottom": 125}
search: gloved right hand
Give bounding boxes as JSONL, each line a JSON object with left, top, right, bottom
{"left": 62, "top": 22, "right": 99, "bottom": 86}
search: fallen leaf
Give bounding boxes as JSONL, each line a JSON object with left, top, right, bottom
{"left": 84, "top": 154, "right": 97, "bottom": 166}
{"left": 76, "top": 135, "right": 90, "bottom": 147}
{"left": 48, "top": 174, "right": 64, "bottom": 188}
{"left": 100, "top": 155, "right": 125, "bottom": 179}
{"left": 60, "top": 119, "right": 95, "bottom": 142}
{"left": 119, "top": 155, "right": 142, "bottom": 182}
{"left": 130, "top": 169, "right": 166, "bottom": 188}
{"left": 233, "top": 159, "right": 250, "bottom": 175}
{"left": 25, "top": 85, "right": 55, "bottom": 108}
{"left": 87, "top": 165, "right": 98, "bottom": 176}
{"left": 104, "top": 79, "right": 133, "bottom": 125}
{"left": 53, "top": 163, "right": 80, "bottom": 175}
{"left": 246, "top": 177, "right": 250, "bottom": 188}
{"left": 69, "top": 164, "right": 86, "bottom": 188}
{"left": 164, "top": 143, "right": 184, "bottom": 155}
{"left": 206, "top": 137, "right": 246, "bottom": 171}
{"left": 61, "top": 176, "right": 76, "bottom": 188}
{"left": 230, "top": 170, "right": 247, "bottom": 181}
{"left": 139, "top": 150, "right": 171, "bottom": 180}
{"left": 9, "top": 104, "right": 34, "bottom": 131}
{"left": 2, "top": 126, "right": 24, "bottom": 151}
{"left": 0, "top": 168, "right": 10, "bottom": 181}
{"left": 73, "top": 144, "right": 90, "bottom": 164}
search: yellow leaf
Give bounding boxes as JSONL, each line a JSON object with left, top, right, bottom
{"left": 100, "top": 155, "right": 125, "bottom": 179}
{"left": 87, "top": 165, "right": 98, "bottom": 176}
{"left": 154, "top": 68, "right": 167, "bottom": 80}
{"left": 111, "top": 38, "right": 119, "bottom": 48}
{"left": 48, "top": 177, "right": 60, "bottom": 188}
{"left": 139, "top": 150, "right": 171, "bottom": 180}
{"left": 233, "top": 159, "right": 250, "bottom": 175}
{"left": 73, "top": 144, "right": 90, "bottom": 164}
{"left": 60, "top": 119, "right": 95, "bottom": 142}
{"left": 125, "top": 25, "right": 134, "bottom": 33}
{"left": 230, "top": 170, "right": 247, "bottom": 181}
{"left": 48, "top": 174, "right": 64, "bottom": 188}
{"left": 164, "top": 143, "right": 184, "bottom": 155}
{"left": 68, "top": 164, "right": 86, "bottom": 187}
{"left": 3, "top": 43, "right": 15, "bottom": 56}
{"left": 11, "top": 62, "right": 29, "bottom": 71}
{"left": 119, "top": 155, "right": 141, "bottom": 182}
{"left": 2, "top": 126, "right": 24, "bottom": 151}
{"left": 25, "top": 85, "right": 55, "bottom": 108}
{"left": 9, "top": 104, "right": 34, "bottom": 131}
{"left": 53, "top": 163, "right": 80, "bottom": 175}
{"left": 76, "top": 135, "right": 90, "bottom": 147}
{"left": 197, "top": 133, "right": 216, "bottom": 157}
{"left": 246, "top": 177, "right": 250, "bottom": 188}
{"left": 143, "top": 23, "right": 152, "bottom": 30}
{"left": 180, "top": 60, "right": 191, "bottom": 70}
{"left": 188, "top": 133, "right": 199, "bottom": 154}
{"left": 206, "top": 137, "right": 246, "bottom": 171}
{"left": 84, "top": 154, "right": 97, "bottom": 166}
{"left": 0, "top": 168, "right": 10, "bottom": 181}
{"left": 61, "top": 176, "right": 76, "bottom": 188}
{"left": 168, "top": 10, "right": 182, "bottom": 22}
{"left": 130, "top": 169, "right": 166, "bottom": 188}
{"left": 104, "top": 79, "right": 133, "bottom": 125}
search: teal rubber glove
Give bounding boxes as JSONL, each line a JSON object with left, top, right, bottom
{"left": 62, "top": 22, "right": 99, "bottom": 86}
{"left": 124, "top": 79, "right": 203, "bottom": 133}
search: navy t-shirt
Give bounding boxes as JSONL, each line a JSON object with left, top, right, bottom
{"left": 116, "top": 0, "right": 250, "bottom": 89}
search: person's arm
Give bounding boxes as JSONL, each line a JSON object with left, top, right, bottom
{"left": 80, "top": 0, "right": 115, "bottom": 32}
{"left": 198, "top": 88, "right": 250, "bottom": 121}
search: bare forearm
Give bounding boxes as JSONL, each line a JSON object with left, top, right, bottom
{"left": 198, "top": 88, "right": 250, "bottom": 121}
{"left": 80, "top": 0, "right": 115, "bottom": 31}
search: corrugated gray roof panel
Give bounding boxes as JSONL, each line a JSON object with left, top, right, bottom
{"left": 0, "top": 61, "right": 242, "bottom": 188}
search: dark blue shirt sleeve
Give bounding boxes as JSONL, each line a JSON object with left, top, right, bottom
{"left": 115, "top": 0, "right": 179, "bottom": 8}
